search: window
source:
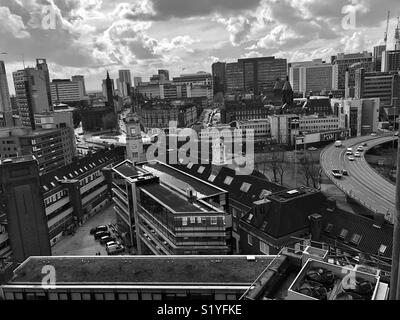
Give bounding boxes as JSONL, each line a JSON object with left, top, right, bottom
{"left": 182, "top": 217, "right": 188, "bottom": 226}
{"left": 339, "top": 229, "right": 348, "bottom": 239}
{"left": 350, "top": 233, "right": 362, "bottom": 245}
{"left": 260, "top": 241, "right": 269, "bottom": 254}
{"left": 208, "top": 174, "right": 216, "bottom": 182}
{"left": 187, "top": 162, "right": 193, "bottom": 169}
{"left": 197, "top": 166, "right": 205, "bottom": 174}
{"left": 248, "top": 234, "right": 253, "bottom": 246}
{"left": 224, "top": 176, "right": 234, "bottom": 185}
{"left": 190, "top": 217, "right": 196, "bottom": 224}
{"left": 232, "top": 208, "right": 237, "bottom": 218}
{"left": 379, "top": 245, "right": 387, "bottom": 255}
{"left": 240, "top": 182, "right": 251, "bottom": 192}
{"left": 211, "top": 217, "right": 217, "bottom": 225}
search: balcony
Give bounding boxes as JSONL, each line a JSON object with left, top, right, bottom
{"left": 80, "top": 176, "right": 105, "bottom": 194}
{"left": 82, "top": 185, "right": 108, "bottom": 206}
{"left": 45, "top": 196, "right": 70, "bottom": 216}
{"left": 47, "top": 207, "right": 74, "bottom": 229}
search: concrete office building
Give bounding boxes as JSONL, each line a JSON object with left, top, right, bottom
{"left": 111, "top": 160, "right": 231, "bottom": 255}
{"left": 225, "top": 62, "right": 244, "bottom": 94}
{"left": 374, "top": 45, "right": 386, "bottom": 72}
{"left": 172, "top": 72, "right": 212, "bottom": 86}
{"left": 331, "top": 98, "right": 380, "bottom": 137}
{"left": 332, "top": 52, "right": 374, "bottom": 90}
{"left": 133, "top": 77, "right": 142, "bottom": 87}
{"left": 268, "top": 114, "right": 300, "bottom": 145}
{"left": 50, "top": 79, "right": 87, "bottom": 103}
{"left": 212, "top": 62, "right": 227, "bottom": 95}
{"left": 117, "top": 70, "right": 132, "bottom": 97}
{"left": 298, "top": 115, "right": 341, "bottom": 134}
{"left": 13, "top": 68, "right": 51, "bottom": 129}
{"left": 289, "top": 59, "right": 335, "bottom": 94}
{"left": 0, "top": 61, "right": 13, "bottom": 128}
{"left": 381, "top": 50, "right": 400, "bottom": 72}
{"left": 355, "top": 69, "right": 400, "bottom": 108}
{"left": 0, "top": 156, "right": 51, "bottom": 264}
{"left": 239, "top": 56, "right": 287, "bottom": 95}
{"left": 36, "top": 59, "right": 52, "bottom": 107}
{"left": 71, "top": 75, "right": 87, "bottom": 96}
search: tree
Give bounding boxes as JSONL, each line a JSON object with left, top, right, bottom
{"left": 266, "top": 147, "right": 287, "bottom": 185}
{"left": 298, "top": 151, "right": 320, "bottom": 188}
{"left": 102, "top": 112, "right": 118, "bottom": 131}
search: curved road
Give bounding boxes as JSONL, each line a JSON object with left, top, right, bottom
{"left": 321, "top": 134, "right": 397, "bottom": 223}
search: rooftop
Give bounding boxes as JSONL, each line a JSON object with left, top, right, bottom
{"left": 0, "top": 155, "right": 37, "bottom": 166}
{"left": 9, "top": 255, "right": 273, "bottom": 285}
{"left": 140, "top": 161, "right": 225, "bottom": 199}
{"left": 140, "top": 183, "right": 219, "bottom": 214}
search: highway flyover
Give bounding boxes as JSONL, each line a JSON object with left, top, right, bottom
{"left": 320, "top": 133, "right": 397, "bottom": 223}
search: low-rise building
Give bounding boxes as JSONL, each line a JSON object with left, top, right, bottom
{"left": 111, "top": 160, "right": 231, "bottom": 255}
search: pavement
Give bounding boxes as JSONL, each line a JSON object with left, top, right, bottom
{"left": 320, "top": 133, "right": 396, "bottom": 222}
{"left": 52, "top": 205, "right": 118, "bottom": 256}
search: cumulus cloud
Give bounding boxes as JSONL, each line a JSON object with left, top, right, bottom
{"left": 0, "top": 6, "right": 30, "bottom": 39}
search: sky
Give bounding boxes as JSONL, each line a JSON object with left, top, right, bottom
{"left": 0, "top": 0, "right": 400, "bottom": 94}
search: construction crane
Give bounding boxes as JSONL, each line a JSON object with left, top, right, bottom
{"left": 384, "top": 10, "right": 391, "bottom": 49}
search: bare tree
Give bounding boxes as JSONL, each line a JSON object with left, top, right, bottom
{"left": 299, "top": 151, "right": 319, "bottom": 188}
{"left": 266, "top": 148, "right": 287, "bottom": 185}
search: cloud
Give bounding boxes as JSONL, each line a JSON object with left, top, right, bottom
{"left": 0, "top": 6, "right": 30, "bottom": 39}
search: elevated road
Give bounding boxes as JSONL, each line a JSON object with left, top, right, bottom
{"left": 320, "top": 134, "right": 396, "bottom": 223}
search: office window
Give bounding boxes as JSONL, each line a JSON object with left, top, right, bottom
{"left": 182, "top": 217, "right": 188, "bottom": 226}
{"left": 211, "top": 217, "right": 217, "bottom": 225}
{"left": 248, "top": 234, "right": 253, "bottom": 246}
{"left": 190, "top": 217, "right": 196, "bottom": 224}
{"left": 260, "top": 241, "right": 269, "bottom": 254}
{"left": 246, "top": 214, "right": 254, "bottom": 223}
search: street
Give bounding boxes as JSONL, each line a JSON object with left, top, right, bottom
{"left": 52, "top": 205, "right": 118, "bottom": 256}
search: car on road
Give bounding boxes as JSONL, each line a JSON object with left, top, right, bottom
{"left": 346, "top": 151, "right": 353, "bottom": 156}
{"left": 361, "top": 142, "right": 367, "bottom": 147}
{"left": 94, "top": 231, "right": 111, "bottom": 240}
{"left": 357, "top": 146, "right": 364, "bottom": 152}
{"left": 331, "top": 169, "right": 343, "bottom": 179}
{"left": 308, "top": 147, "right": 318, "bottom": 151}
{"left": 342, "top": 170, "right": 348, "bottom": 176}
{"left": 334, "top": 141, "right": 343, "bottom": 147}
{"left": 100, "top": 235, "right": 116, "bottom": 245}
{"left": 90, "top": 225, "right": 108, "bottom": 235}
{"left": 395, "top": 132, "right": 399, "bottom": 137}
{"left": 348, "top": 155, "right": 355, "bottom": 161}
{"left": 371, "top": 132, "right": 377, "bottom": 136}
{"left": 354, "top": 152, "right": 361, "bottom": 158}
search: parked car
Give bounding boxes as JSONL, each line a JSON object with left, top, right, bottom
{"left": 334, "top": 141, "right": 342, "bottom": 147}
{"left": 342, "top": 170, "right": 349, "bottom": 176}
{"left": 100, "top": 236, "right": 116, "bottom": 245}
{"left": 371, "top": 132, "right": 377, "bottom": 136}
{"left": 106, "top": 241, "right": 119, "bottom": 248}
{"left": 107, "top": 244, "right": 125, "bottom": 255}
{"left": 90, "top": 225, "right": 108, "bottom": 235}
{"left": 94, "top": 231, "right": 111, "bottom": 240}
{"left": 362, "top": 142, "right": 367, "bottom": 147}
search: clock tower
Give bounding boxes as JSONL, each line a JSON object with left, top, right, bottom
{"left": 126, "top": 113, "right": 145, "bottom": 164}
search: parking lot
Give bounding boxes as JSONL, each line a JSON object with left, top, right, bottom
{"left": 52, "top": 205, "right": 120, "bottom": 256}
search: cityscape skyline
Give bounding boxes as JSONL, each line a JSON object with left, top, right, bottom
{"left": 1, "top": 0, "right": 400, "bottom": 93}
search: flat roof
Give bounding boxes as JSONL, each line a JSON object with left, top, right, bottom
{"left": 141, "top": 162, "right": 225, "bottom": 199}
{"left": 113, "top": 161, "right": 143, "bottom": 178}
{"left": 9, "top": 256, "right": 274, "bottom": 285}
{"left": 141, "top": 183, "right": 216, "bottom": 214}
